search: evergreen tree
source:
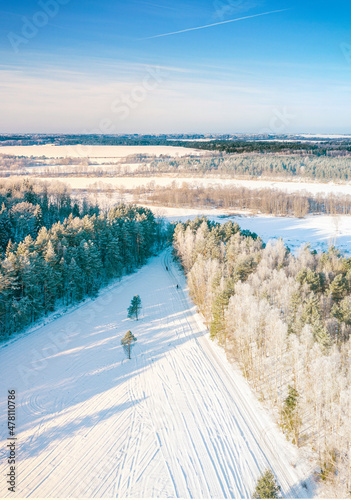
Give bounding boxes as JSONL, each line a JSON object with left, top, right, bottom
{"left": 297, "top": 268, "right": 324, "bottom": 293}
{"left": 68, "top": 257, "right": 83, "bottom": 303}
{"left": 253, "top": 469, "right": 280, "bottom": 499}
{"left": 281, "top": 385, "right": 301, "bottom": 445}
{"left": 121, "top": 330, "right": 137, "bottom": 359}
{"left": 0, "top": 204, "right": 12, "bottom": 253}
{"left": 210, "top": 278, "right": 235, "bottom": 346}
{"left": 128, "top": 295, "right": 142, "bottom": 320}
{"left": 312, "top": 319, "right": 332, "bottom": 351}
{"left": 331, "top": 296, "right": 351, "bottom": 325}
{"left": 43, "top": 241, "right": 60, "bottom": 314}
{"left": 301, "top": 293, "right": 320, "bottom": 325}
{"left": 329, "top": 274, "right": 347, "bottom": 302}
{"left": 34, "top": 204, "right": 43, "bottom": 236}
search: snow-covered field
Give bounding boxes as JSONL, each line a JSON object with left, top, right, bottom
{"left": 298, "top": 134, "right": 351, "bottom": 139}
{"left": 0, "top": 251, "right": 314, "bottom": 498}
{"left": 0, "top": 145, "right": 205, "bottom": 159}
{"left": 217, "top": 214, "right": 351, "bottom": 254}
{"left": 34, "top": 175, "right": 351, "bottom": 197}
{"left": 142, "top": 206, "right": 351, "bottom": 254}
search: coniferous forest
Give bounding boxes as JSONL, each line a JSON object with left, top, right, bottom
{"left": 0, "top": 179, "right": 168, "bottom": 339}
{"left": 173, "top": 217, "right": 351, "bottom": 497}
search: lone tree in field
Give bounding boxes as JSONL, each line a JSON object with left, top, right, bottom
{"left": 121, "top": 330, "right": 137, "bottom": 360}
{"left": 253, "top": 469, "right": 280, "bottom": 499}
{"left": 128, "top": 295, "right": 142, "bottom": 320}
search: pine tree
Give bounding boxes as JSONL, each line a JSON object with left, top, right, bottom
{"left": 329, "top": 274, "right": 347, "bottom": 302}
{"left": 301, "top": 293, "right": 320, "bottom": 325}
{"left": 43, "top": 240, "right": 60, "bottom": 314}
{"left": 68, "top": 257, "right": 83, "bottom": 303}
{"left": 128, "top": 295, "right": 142, "bottom": 320}
{"left": 253, "top": 469, "right": 280, "bottom": 499}
{"left": 312, "top": 319, "right": 332, "bottom": 351}
{"left": 0, "top": 203, "right": 12, "bottom": 253}
{"left": 210, "top": 278, "right": 235, "bottom": 346}
{"left": 34, "top": 204, "right": 43, "bottom": 236}
{"left": 331, "top": 296, "right": 351, "bottom": 325}
{"left": 281, "top": 385, "right": 301, "bottom": 445}
{"left": 121, "top": 330, "right": 137, "bottom": 359}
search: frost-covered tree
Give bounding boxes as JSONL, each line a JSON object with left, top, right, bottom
{"left": 172, "top": 217, "right": 351, "bottom": 496}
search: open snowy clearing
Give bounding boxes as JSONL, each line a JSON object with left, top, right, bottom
{"left": 214, "top": 214, "right": 351, "bottom": 254}
{"left": 34, "top": 175, "right": 351, "bottom": 197}
{"left": 0, "top": 145, "right": 205, "bottom": 159}
{"left": 141, "top": 206, "right": 351, "bottom": 254}
{"left": 0, "top": 250, "right": 314, "bottom": 498}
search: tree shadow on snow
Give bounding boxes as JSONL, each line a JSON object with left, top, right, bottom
{"left": 283, "top": 472, "right": 317, "bottom": 499}
{"left": 19, "top": 398, "right": 147, "bottom": 460}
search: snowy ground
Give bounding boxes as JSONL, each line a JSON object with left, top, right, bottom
{"left": 0, "top": 145, "right": 205, "bottom": 159}
{"left": 218, "top": 214, "right": 351, "bottom": 254}
{"left": 146, "top": 206, "right": 351, "bottom": 255}
{"left": 0, "top": 250, "right": 315, "bottom": 498}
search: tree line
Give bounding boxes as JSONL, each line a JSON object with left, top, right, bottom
{"left": 144, "top": 183, "right": 351, "bottom": 217}
{"left": 1, "top": 135, "right": 350, "bottom": 155}
{"left": 173, "top": 217, "right": 351, "bottom": 497}
{"left": 19, "top": 152, "right": 350, "bottom": 183}
{"left": 150, "top": 154, "right": 351, "bottom": 182}
{"left": 180, "top": 139, "right": 351, "bottom": 156}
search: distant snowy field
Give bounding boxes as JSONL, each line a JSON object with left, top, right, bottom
{"left": 0, "top": 145, "right": 205, "bottom": 158}
{"left": 149, "top": 206, "right": 351, "bottom": 254}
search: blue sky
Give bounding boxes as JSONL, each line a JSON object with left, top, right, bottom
{"left": 0, "top": 0, "right": 350, "bottom": 133}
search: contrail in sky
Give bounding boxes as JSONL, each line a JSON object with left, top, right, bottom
{"left": 141, "top": 9, "right": 289, "bottom": 40}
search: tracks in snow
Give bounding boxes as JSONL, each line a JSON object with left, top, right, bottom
{"left": 0, "top": 249, "right": 314, "bottom": 498}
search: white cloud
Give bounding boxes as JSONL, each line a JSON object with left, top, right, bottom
{"left": 0, "top": 60, "right": 350, "bottom": 134}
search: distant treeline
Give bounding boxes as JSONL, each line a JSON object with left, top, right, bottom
{"left": 136, "top": 183, "right": 351, "bottom": 217}
{"left": 8, "top": 152, "right": 350, "bottom": 183}
{"left": 181, "top": 140, "right": 351, "bottom": 156}
{"left": 152, "top": 155, "right": 351, "bottom": 182}
{"left": 1, "top": 134, "right": 350, "bottom": 156}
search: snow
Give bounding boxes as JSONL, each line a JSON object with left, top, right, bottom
{"left": 0, "top": 250, "right": 315, "bottom": 498}
{"left": 0, "top": 145, "right": 205, "bottom": 159}
{"left": 297, "top": 134, "right": 351, "bottom": 139}
{"left": 143, "top": 206, "right": 351, "bottom": 255}
{"left": 225, "top": 214, "right": 351, "bottom": 254}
